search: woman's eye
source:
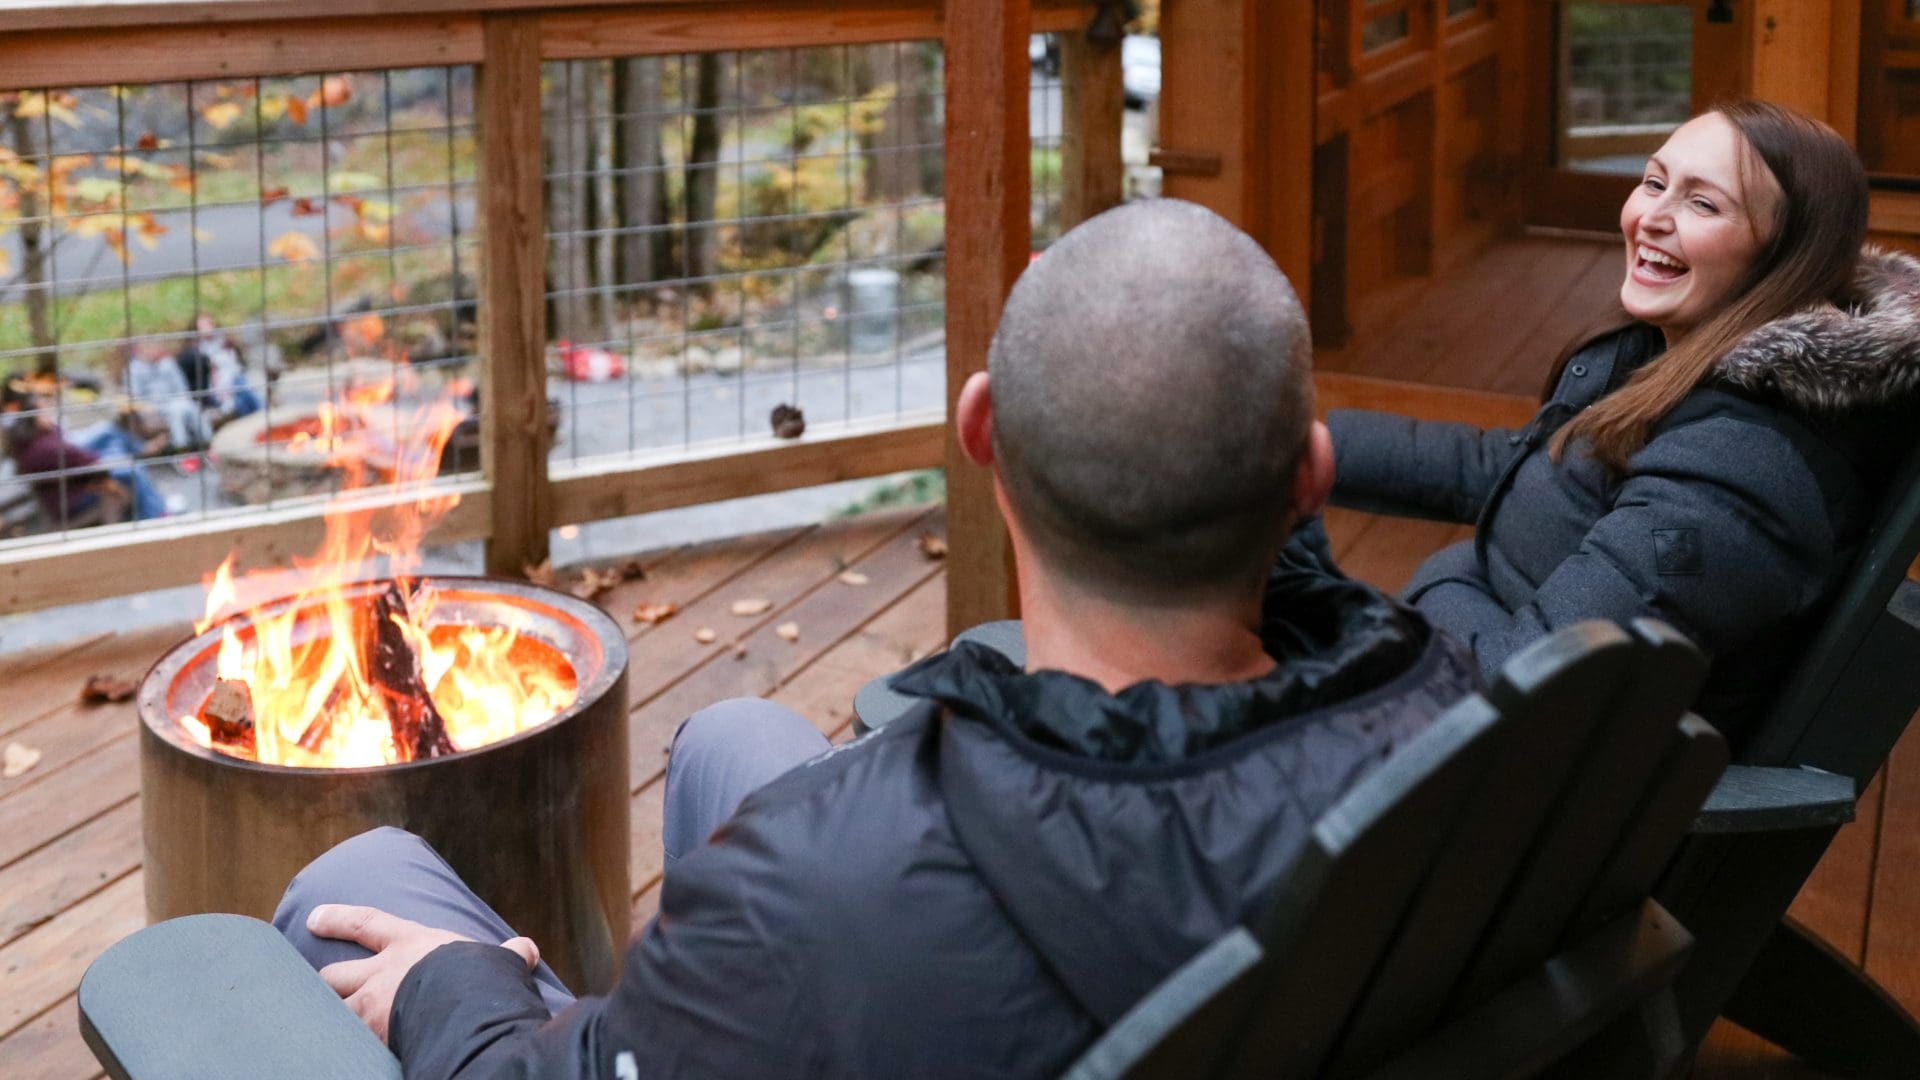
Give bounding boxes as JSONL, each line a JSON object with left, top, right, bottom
{"left": 1642, "top": 177, "right": 1665, "bottom": 192}
{"left": 1691, "top": 198, "right": 1717, "bottom": 213}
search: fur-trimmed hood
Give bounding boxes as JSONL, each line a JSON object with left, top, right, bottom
{"left": 1716, "top": 246, "right": 1920, "bottom": 413}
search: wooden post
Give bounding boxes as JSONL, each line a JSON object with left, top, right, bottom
{"left": 944, "top": 0, "right": 1031, "bottom": 638}
{"left": 1157, "top": 0, "right": 1314, "bottom": 294}
{"left": 1059, "top": 28, "right": 1124, "bottom": 229}
{"left": 478, "top": 13, "right": 553, "bottom": 577}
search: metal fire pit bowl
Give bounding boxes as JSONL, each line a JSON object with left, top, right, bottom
{"left": 137, "top": 576, "right": 631, "bottom": 994}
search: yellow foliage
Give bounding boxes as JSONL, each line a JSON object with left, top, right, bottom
{"left": 268, "top": 230, "right": 322, "bottom": 262}
{"left": 201, "top": 101, "right": 244, "bottom": 130}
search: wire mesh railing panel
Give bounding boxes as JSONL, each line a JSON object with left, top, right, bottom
{"left": 0, "top": 70, "right": 480, "bottom": 545}
{"left": 541, "top": 43, "right": 948, "bottom": 469}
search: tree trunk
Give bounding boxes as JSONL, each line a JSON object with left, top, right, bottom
{"left": 588, "top": 62, "right": 618, "bottom": 335}
{"left": 7, "top": 111, "right": 57, "bottom": 374}
{"left": 683, "top": 54, "right": 724, "bottom": 289}
{"left": 549, "top": 63, "right": 595, "bottom": 342}
{"left": 613, "top": 58, "right": 668, "bottom": 288}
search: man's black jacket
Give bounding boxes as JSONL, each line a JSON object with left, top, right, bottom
{"left": 388, "top": 557, "right": 1477, "bottom": 1078}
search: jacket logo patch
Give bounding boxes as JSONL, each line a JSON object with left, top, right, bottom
{"left": 1653, "top": 528, "right": 1705, "bottom": 576}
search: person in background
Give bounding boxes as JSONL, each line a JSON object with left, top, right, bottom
{"left": 125, "top": 340, "right": 212, "bottom": 451}
{"left": 267, "top": 199, "right": 1477, "bottom": 1079}
{"left": 176, "top": 313, "right": 261, "bottom": 424}
{"left": 3, "top": 388, "right": 165, "bottom": 524}
{"left": 1325, "top": 99, "right": 1919, "bottom": 745}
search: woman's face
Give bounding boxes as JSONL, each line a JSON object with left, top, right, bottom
{"left": 1618, "top": 112, "right": 1782, "bottom": 343}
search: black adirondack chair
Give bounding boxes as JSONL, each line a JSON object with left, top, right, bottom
{"left": 1060, "top": 618, "right": 1727, "bottom": 1080}
{"left": 1653, "top": 440, "right": 1920, "bottom": 1075}
{"left": 82, "top": 619, "right": 1725, "bottom": 1079}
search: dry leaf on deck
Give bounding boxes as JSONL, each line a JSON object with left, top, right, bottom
{"left": 693, "top": 626, "right": 718, "bottom": 644}
{"left": 776, "top": 622, "right": 800, "bottom": 642}
{"left": 917, "top": 533, "right": 948, "bottom": 560}
{"left": 837, "top": 571, "right": 870, "bottom": 587}
{"left": 523, "top": 559, "right": 557, "bottom": 588}
{"left": 730, "top": 598, "right": 773, "bottom": 617}
{"left": 3, "top": 742, "right": 41, "bottom": 779}
{"left": 632, "top": 601, "right": 679, "bottom": 625}
{"left": 615, "top": 559, "right": 647, "bottom": 582}
{"left": 80, "top": 673, "right": 138, "bottom": 704}
{"left": 570, "top": 566, "right": 625, "bottom": 601}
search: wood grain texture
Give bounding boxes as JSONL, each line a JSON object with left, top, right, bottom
{"left": 1058, "top": 32, "right": 1124, "bottom": 231}
{"left": 0, "top": 14, "right": 481, "bottom": 90}
{"left": 0, "top": 874, "right": 144, "bottom": 1039}
{"left": 478, "top": 12, "right": 553, "bottom": 577}
{"left": 942, "top": 0, "right": 1027, "bottom": 637}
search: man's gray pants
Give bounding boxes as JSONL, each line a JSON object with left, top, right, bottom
{"left": 271, "top": 697, "right": 830, "bottom": 1012}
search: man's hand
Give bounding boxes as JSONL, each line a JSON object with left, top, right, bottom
{"left": 308, "top": 904, "right": 541, "bottom": 1043}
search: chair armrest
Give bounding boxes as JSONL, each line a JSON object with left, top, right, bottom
{"left": 1689, "top": 764, "right": 1857, "bottom": 835}
{"left": 79, "top": 913, "right": 400, "bottom": 1080}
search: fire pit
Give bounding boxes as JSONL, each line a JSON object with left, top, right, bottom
{"left": 137, "top": 576, "right": 631, "bottom": 994}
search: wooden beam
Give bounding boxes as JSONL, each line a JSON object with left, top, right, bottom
{"left": 1058, "top": 29, "right": 1125, "bottom": 229}
{"left": 477, "top": 12, "right": 552, "bottom": 577}
{"left": 0, "top": 15, "right": 482, "bottom": 91}
{"left": 1749, "top": 0, "right": 1835, "bottom": 119}
{"left": 1158, "top": 0, "right": 1249, "bottom": 226}
{"left": 1251, "top": 0, "right": 1316, "bottom": 294}
{"left": 0, "top": 483, "right": 492, "bottom": 615}
{"left": 1313, "top": 372, "right": 1536, "bottom": 430}
{"left": 541, "top": 1, "right": 942, "bottom": 60}
{"left": 548, "top": 416, "right": 943, "bottom": 525}
{"left": 943, "top": 0, "right": 1029, "bottom": 638}
{"left": 0, "top": 0, "right": 1094, "bottom": 37}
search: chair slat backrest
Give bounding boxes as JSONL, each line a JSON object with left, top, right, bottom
{"left": 1319, "top": 620, "right": 1696, "bottom": 1073}
{"left": 1212, "top": 693, "right": 1508, "bottom": 1079}
{"left": 1744, "top": 441, "right": 1920, "bottom": 779}
{"left": 1057, "top": 620, "right": 1724, "bottom": 1080}
{"left": 1569, "top": 713, "right": 1728, "bottom": 940}
{"left": 1447, "top": 619, "right": 1708, "bottom": 1006}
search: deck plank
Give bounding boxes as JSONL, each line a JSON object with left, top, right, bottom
{"left": 0, "top": 873, "right": 143, "bottom": 1039}
{"left": 0, "top": 633, "right": 116, "bottom": 742}
{"left": 0, "top": 801, "right": 140, "bottom": 951}
{"left": 1864, "top": 721, "right": 1920, "bottom": 1009}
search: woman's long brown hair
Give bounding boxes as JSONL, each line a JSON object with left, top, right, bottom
{"left": 1549, "top": 99, "right": 1870, "bottom": 470}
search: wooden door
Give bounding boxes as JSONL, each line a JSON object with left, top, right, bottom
{"left": 1523, "top": 0, "right": 1746, "bottom": 232}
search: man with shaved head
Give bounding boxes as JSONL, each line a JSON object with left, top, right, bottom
{"left": 275, "top": 199, "right": 1475, "bottom": 1079}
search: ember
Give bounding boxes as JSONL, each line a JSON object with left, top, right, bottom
{"left": 182, "top": 375, "right": 578, "bottom": 767}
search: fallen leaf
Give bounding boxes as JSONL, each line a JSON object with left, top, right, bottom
{"left": 632, "top": 601, "right": 679, "bottom": 625}
{"left": 260, "top": 185, "right": 290, "bottom": 206}
{"left": 285, "top": 94, "right": 309, "bottom": 125}
{"left": 3, "top": 743, "right": 41, "bottom": 780}
{"left": 523, "top": 559, "right": 557, "bottom": 587}
{"left": 769, "top": 403, "right": 806, "bottom": 440}
{"left": 569, "top": 566, "right": 625, "bottom": 601}
{"left": 918, "top": 533, "right": 948, "bottom": 560}
{"left": 837, "top": 570, "right": 870, "bottom": 587}
{"left": 730, "top": 598, "right": 773, "bottom": 617}
{"left": 200, "top": 100, "right": 243, "bottom": 130}
{"left": 136, "top": 131, "right": 160, "bottom": 150}
{"left": 616, "top": 559, "right": 647, "bottom": 582}
{"left": 267, "top": 230, "right": 321, "bottom": 262}
{"left": 776, "top": 622, "right": 800, "bottom": 642}
{"left": 80, "top": 674, "right": 138, "bottom": 704}
{"left": 693, "top": 626, "right": 718, "bottom": 644}
{"left": 290, "top": 196, "right": 324, "bottom": 217}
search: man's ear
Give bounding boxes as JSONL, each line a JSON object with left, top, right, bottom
{"left": 1290, "top": 420, "right": 1334, "bottom": 519}
{"left": 956, "top": 371, "right": 994, "bottom": 467}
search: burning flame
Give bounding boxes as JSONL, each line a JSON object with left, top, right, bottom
{"left": 181, "top": 372, "right": 577, "bottom": 767}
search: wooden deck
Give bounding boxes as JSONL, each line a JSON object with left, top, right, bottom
{"left": 0, "top": 501, "right": 1905, "bottom": 1076}
{"left": 1317, "top": 233, "right": 1623, "bottom": 397}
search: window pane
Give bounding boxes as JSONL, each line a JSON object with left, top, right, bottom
{"left": 1557, "top": 4, "right": 1692, "bottom": 175}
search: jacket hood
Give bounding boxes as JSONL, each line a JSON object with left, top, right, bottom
{"left": 892, "top": 548, "right": 1471, "bottom": 1023}
{"left": 1716, "top": 246, "right": 1920, "bottom": 413}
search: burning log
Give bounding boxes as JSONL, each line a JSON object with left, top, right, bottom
{"left": 198, "top": 678, "right": 257, "bottom": 755}
{"left": 366, "top": 581, "right": 457, "bottom": 761}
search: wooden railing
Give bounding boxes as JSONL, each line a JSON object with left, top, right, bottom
{"left": 0, "top": 0, "right": 1123, "bottom": 624}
